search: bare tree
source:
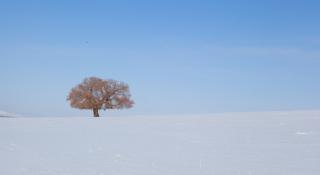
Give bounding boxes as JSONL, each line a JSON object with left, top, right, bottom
{"left": 67, "top": 77, "right": 134, "bottom": 117}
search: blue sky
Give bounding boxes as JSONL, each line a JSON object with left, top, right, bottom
{"left": 1, "top": 0, "right": 320, "bottom": 117}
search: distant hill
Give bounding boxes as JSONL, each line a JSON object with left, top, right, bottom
{"left": 0, "top": 110, "right": 21, "bottom": 118}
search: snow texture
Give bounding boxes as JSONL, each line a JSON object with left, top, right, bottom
{"left": 1, "top": 111, "right": 320, "bottom": 175}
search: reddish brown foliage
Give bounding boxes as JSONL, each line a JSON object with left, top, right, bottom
{"left": 67, "top": 77, "right": 134, "bottom": 117}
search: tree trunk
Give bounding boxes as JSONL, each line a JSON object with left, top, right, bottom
{"left": 93, "top": 108, "right": 100, "bottom": 117}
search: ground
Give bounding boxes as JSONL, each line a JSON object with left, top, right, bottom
{"left": 1, "top": 111, "right": 320, "bottom": 175}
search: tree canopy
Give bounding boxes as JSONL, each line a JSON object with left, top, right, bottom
{"left": 67, "top": 77, "right": 134, "bottom": 117}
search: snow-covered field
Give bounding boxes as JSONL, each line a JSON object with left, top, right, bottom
{"left": 1, "top": 111, "right": 320, "bottom": 175}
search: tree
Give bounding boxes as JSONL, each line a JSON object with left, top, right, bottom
{"left": 67, "top": 77, "right": 134, "bottom": 117}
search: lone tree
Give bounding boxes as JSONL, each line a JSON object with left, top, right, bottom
{"left": 67, "top": 77, "right": 134, "bottom": 117}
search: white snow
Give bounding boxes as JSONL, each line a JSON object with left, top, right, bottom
{"left": 295, "top": 131, "right": 313, "bottom": 135}
{"left": 1, "top": 111, "right": 320, "bottom": 175}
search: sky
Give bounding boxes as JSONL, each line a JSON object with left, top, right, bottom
{"left": 0, "top": 0, "right": 320, "bottom": 117}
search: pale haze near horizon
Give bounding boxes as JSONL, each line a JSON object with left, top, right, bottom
{"left": 1, "top": 0, "right": 320, "bottom": 117}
